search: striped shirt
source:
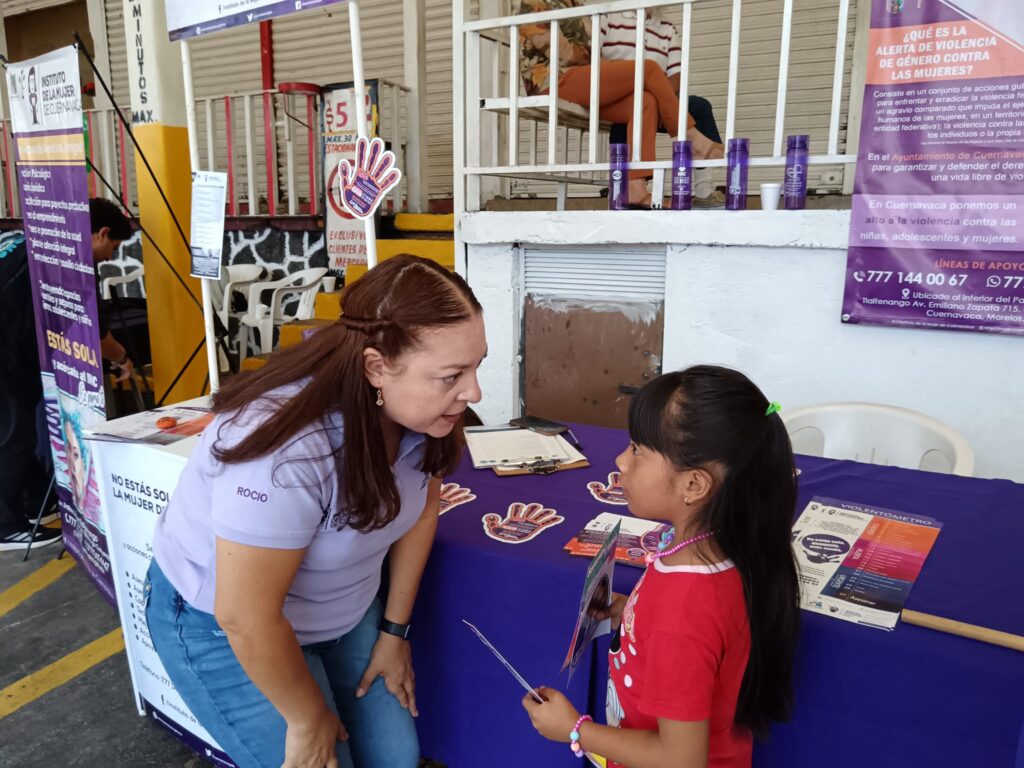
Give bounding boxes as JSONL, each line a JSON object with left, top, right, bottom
{"left": 599, "top": 12, "right": 682, "bottom": 77}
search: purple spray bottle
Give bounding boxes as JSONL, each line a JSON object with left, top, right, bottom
{"left": 671, "top": 141, "right": 693, "bottom": 211}
{"left": 609, "top": 143, "right": 630, "bottom": 211}
{"left": 784, "top": 135, "right": 809, "bottom": 210}
{"left": 725, "top": 138, "right": 749, "bottom": 211}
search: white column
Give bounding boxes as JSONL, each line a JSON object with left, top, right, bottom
{"left": 403, "top": 0, "right": 429, "bottom": 212}
{"left": 347, "top": 0, "right": 377, "bottom": 268}
{"left": 181, "top": 40, "right": 221, "bottom": 393}
{"left": 478, "top": 0, "right": 502, "bottom": 206}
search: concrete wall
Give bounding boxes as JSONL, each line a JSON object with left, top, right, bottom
{"left": 462, "top": 210, "right": 1024, "bottom": 482}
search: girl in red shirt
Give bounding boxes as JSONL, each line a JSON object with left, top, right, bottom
{"left": 524, "top": 366, "right": 800, "bottom": 768}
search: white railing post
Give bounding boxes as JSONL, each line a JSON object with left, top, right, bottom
{"left": 479, "top": 0, "right": 503, "bottom": 206}
{"left": 491, "top": 34, "right": 501, "bottom": 170}
{"left": 676, "top": 2, "right": 691, "bottom": 141}
{"left": 588, "top": 12, "right": 601, "bottom": 163}
{"left": 403, "top": 0, "right": 429, "bottom": 212}
{"left": 453, "top": 0, "right": 467, "bottom": 221}
{"left": 725, "top": 0, "right": 742, "bottom": 143}
{"left": 547, "top": 20, "right": 560, "bottom": 166}
{"left": 284, "top": 91, "right": 297, "bottom": 215}
{"left": 773, "top": 0, "right": 794, "bottom": 157}
{"left": 467, "top": 31, "right": 482, "bottom": 211}
{"left": 829, "top": 0, "right": 852, "bottom": 156}
{"left": 508, "top": 24, "right": 520, "bottom": 167}
{"left": 631, "top": 8, "right": 645, "bottom": 162}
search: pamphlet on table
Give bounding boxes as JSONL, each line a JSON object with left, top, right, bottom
{"left": 792, "top": 496, "right": 942, "bottom": 630}
{"left": 565, "top": 512, "right": 670, "bottom": 568}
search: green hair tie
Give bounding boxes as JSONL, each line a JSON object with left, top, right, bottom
{"left": 765, "top": 402, "right": 782, "bottom": 417}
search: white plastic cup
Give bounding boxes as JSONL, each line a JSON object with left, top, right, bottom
{"left": 321, "top": 276, "right": 337, "bottom": 293}
{"left": 760, "top": 183, "right": 782, "bottom": 211}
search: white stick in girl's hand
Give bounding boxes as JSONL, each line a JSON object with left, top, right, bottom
{"left": 462, "top": 620, "right": 545, "bottom": 703}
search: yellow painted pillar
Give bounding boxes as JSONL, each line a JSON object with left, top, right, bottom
{"left": 122, "top": 0, "right": 205, "bottom": 401}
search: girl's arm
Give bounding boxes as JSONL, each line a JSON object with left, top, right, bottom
{"left": 214, "top": 538, "right": 346, "bottom": 768}
{"left": 355, "top": 476, "right": 442, "bottom": 716}
{"left": 523, "top": 687, "right": 708, "bottom": 768}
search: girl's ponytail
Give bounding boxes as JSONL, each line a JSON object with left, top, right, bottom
{"left": 713, "top": 412, "right": 799, "bottom": 735}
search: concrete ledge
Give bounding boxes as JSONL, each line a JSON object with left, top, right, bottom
{"left": 460, "top": 209, "right": 851, "bottom": 250}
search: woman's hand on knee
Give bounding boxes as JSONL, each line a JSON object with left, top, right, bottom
{"left": 283, "top": 707, "right": 348, "bottom": 768}
{"left": 356, "top": 633, "right": 418, "bottom": 717}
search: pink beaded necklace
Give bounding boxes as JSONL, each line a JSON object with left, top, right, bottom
{"left": 645, "top": 529, "right": 716, "bottom": 565}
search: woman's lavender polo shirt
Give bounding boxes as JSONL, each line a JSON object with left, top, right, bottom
{"left": 152, "top": 385, "right": 429, "bottom": 644}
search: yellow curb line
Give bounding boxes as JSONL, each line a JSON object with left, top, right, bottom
{"left": 0, "top": 628, "right": 125, "bottom": 719}
{"left": 0, "top": 557, "right": 75, "bottom": 619}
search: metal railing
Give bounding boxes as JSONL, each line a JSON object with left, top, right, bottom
{"left": 0, "top": 81, "right": 416, "bottom": 219}
{"left": 454, "top": 0, "right": 861, "bottom": 213}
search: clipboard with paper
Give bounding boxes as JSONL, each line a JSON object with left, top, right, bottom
{"left": 463, "top": 425, "right": 590, "bottom": 475}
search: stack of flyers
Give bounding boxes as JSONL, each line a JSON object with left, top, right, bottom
{"left": 565, "top": 512, "right": 671, "bottom": 567}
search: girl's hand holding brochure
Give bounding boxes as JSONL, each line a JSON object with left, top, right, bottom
{"left": 592, "top": 592, "right": 628, "bottom": 628}
{"left": 522, "top": 687, "right": 580, "bottom": 742}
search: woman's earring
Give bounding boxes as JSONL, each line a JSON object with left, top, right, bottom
{"left": 376, "top": 389, "right": 384, "bottom": 407}
{"left": 684, "top": 497, "right": 691, "bottom": 505}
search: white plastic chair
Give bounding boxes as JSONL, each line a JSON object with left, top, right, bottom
{"left": 211, "top": 264, "right": 265, "bottom": 335}
{"left": 782, "top": 402, "right": 975, "bottom": 476}
{"left": 208, "top": 265, "right": 266, "bottom": 359}
{"left": 100, "top": 267, "right": 144, "bottom": 300}
{"left": 238, "top": 267, "right": 328, "bottom": 358}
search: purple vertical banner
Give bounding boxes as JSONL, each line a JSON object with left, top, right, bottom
{"left": 843, "top": 0, "right": 1024, "bottom": 335}
{"left": 7, "top": 47, "right": 115, "bottom": 603}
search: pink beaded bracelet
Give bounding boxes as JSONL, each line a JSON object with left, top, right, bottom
{"left": 570, "top": 714, "right": 593, "bottom": 757}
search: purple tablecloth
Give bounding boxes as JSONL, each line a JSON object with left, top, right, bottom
{"left": 412, "top": 424, "right": 1024, "bottom": 767}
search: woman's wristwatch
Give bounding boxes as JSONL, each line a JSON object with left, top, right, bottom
{"left": 379, "top": 617, "right": 412, "bottom": 640}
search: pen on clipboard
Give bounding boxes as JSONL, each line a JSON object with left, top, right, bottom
{"left": 565, "top": 428, "right": 584, "bottom": 452}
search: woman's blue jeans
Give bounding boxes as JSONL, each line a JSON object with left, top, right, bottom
{"left": 144, "top": 560, "right": 419, "bottom": 768}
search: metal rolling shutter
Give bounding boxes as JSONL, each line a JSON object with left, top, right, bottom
{"left": 1, "top": 0, "right": 71, "bottom": 16}
{"left": 104, "top": 0, "right": 126, "bottom": 105}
